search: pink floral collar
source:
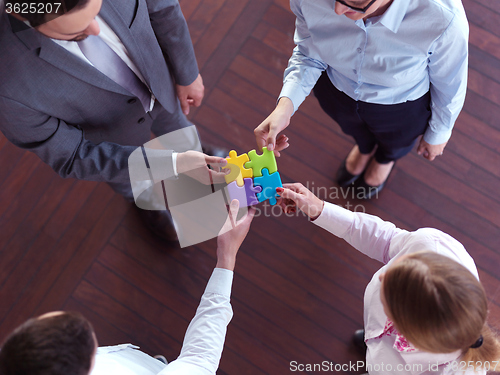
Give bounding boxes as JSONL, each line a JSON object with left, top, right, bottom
{"left": 373, "top": 318, "right": 418, "bottom": 353}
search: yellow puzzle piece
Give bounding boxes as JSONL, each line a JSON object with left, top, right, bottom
{"left": 223, "top": 150, "right": 253, "bottom": 186}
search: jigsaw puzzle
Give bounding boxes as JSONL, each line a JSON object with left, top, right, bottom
{"left": 224, "top": 147, "right": 282, "bottom": 206}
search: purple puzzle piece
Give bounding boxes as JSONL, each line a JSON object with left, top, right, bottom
{"left": 226, "top": 178, "right": 262, "bottom": 207}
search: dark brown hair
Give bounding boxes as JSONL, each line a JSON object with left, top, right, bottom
{"left": 0, "top": 311, "right": 96, "bottom": 375}
{"left": 9, "top": 0, "right": 91, "bottom": 27}
{"left": 383, "top": 251, "right": 500, "bottom": 368}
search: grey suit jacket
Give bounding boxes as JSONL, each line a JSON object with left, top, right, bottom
{"left": 0, "top": 0, "right": 198, "bottom": 185}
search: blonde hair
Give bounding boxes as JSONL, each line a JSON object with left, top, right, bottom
{"left": 383, "top": 251, "right": 500, "bottom": 369}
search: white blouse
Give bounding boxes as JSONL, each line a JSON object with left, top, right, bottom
{"left": 314, "top": 202, "right": 484, "bottom": 375}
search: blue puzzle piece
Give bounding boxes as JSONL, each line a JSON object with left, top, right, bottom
{"left": 253, "top": 168, "right": 283, "bottom": 205}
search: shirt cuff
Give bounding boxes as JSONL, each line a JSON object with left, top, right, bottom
{"left": 423, "top": 127, "right": 452, "bottom": 145}
{"left": 143, "top": 148, "right": 175, "bottom": 183}
{"left": 312, "top": 202, "right": 356, "bottom": 238}
{"left": 172, "top": 152, "right": 178, "bottom": 177}
{"left": 279, "top": 81, "right": 308, "bottom": 114}
{"left": 205, "top": 268, "right": 234, "bottom": 297}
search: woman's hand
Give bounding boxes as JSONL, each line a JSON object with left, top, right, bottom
{"left": 417, "top": 138, "right": 448, "bottom": 161}
{"left": 254, "top": 97, "right": 293, "bottom": 157}
{"left": 276, "top": 182, "right": 324, "bottom": 220}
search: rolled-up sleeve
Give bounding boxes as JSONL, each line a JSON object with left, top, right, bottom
{"left": 279, "top": 0, "right": 328, "bottom": 113}
{"left": 425, "top": 11, "right": 468, "bottom": 145}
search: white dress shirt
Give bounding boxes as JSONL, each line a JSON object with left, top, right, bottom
{"left": 280, "top": 0, "right": 469, "bottom": 145}
{"left": 313, "top": 202, "right": 484, "bottom": 375}
{"left": 51, "top": 16, "right": 156, "bottom": 112}
{"left": 91, "top": 268, "right": 234, "bottom": 375}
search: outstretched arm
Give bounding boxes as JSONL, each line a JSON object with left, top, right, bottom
{"left": 277, "top": 183, "right": 405, "bottom": 264}
{"left": 160, "top": 201, "right": 255, "bottom": 374}
{"left": 254, "top": 0, "right": 327, "bottom": 155}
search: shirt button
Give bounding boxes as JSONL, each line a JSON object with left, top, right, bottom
{"left": 138, "top": 117, "right": 145, "bottom": 124}
{"left": 353, "top": 69, "right": 357, "bottom": 74}
{"left": 128, "top": 98, "right": 137, "bottom": 104}
{"left": 357, "top": 48, "right": 362, "bottom": 53}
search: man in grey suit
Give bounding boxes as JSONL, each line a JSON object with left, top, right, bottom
{"left": 0, "top": 0, "right": 222, "bottom": 240}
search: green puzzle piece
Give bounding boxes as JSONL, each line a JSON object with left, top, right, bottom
{"left": 245, "top": 147, "right": 278, "bottom": 177}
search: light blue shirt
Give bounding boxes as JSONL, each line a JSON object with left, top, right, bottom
{"left": 279, "top": 0, "right": 469, "bottom": 145}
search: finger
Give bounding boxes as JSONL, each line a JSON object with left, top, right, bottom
{"left": 416, "top": 140, "right": 425, "bottom": 155}
{"left": 254, "top": 124, "right": 268, "bottom": 151}
{"left": 276, "top": 196, "right": 289, "bottom": 212}
{"left": 276, "top": 134, "right": 288, "bottom": 143}
{"left": 208, "top": 169, "right": 227, "bottom": 184}
{"left": 277, "top": 187, "right": 301, "bottom": 202}
{"left": 227, "top": 199, "right": 240, "bottom": 228}
{"left": 275, "top": 143, "right": 289, "bottom": 153}
{"left": 275, "top": 135, "right": 289, "bottom": 152}
{"left": 180, "top": 98, "right": 190, "bottom": 115}
{"left": 266, "top": 126, "right": 281, "bottom": 152}
{"left": 205, "top": 155, "right": 227, "bottom": 165}
{"left": 282, "top": 182, "right": 302, "bottom": 192}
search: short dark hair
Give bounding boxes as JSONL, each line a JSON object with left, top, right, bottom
{"left": 0, "top": 311, "right": 96, "bottom": 375}
{"left": 9, "top": 0, "right": 91, "bottom": 27}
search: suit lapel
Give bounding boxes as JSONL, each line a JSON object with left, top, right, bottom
{"left": 99, "top": 0, "right": 152, "bottom": 86}
{"left": 38, "top": 38, "right": 132, "bottom": 96}
{"left": 8, "top": 8, "right": 139, "bottom": 96}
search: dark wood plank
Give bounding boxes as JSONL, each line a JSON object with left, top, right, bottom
{"left": 199, "top": 0, "right": 275, "bottom": 90}
{"left": 188, "top": 0, "right": 226, "bottom": 45}
{"left": 469, "top": 23, "right": 500, "bottom": 61}
{"left": 193, "top": 0, "right": 250, "bottom": 68}
{"left": 1, "top": 1, "right": 499, "bottom": 374}
{"left": 0, "top": 183, "right": 116, "bottom": 338}
{"left": 179, "top": 0, "right": 203, "bottom": 20}
{"left": 468, "top": 68, "right": 500, "bottom": 107}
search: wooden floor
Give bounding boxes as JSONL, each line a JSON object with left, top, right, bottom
{"left": 1, "top": 0, "right": 500, "bottom": 374}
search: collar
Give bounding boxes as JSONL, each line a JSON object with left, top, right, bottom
{"left": 6, "top": 13, "right": 42, "bottom": 50}
{"left": 378, "top": 0, "right": 411, "bottom": 33}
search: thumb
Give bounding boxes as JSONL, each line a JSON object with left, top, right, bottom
{"left": 277, "top": 187, "right": 301, "bottom": 203}
{"left": 228, "top": 199, "right": 240, "bottom": 228}
{"left": 266, "top": 127, "right": 280, "bottom": 152}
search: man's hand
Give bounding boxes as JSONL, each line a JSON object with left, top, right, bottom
{"left": 276, "top": 183, "right": 324, "bottom": 220}
{"left": 176, "top": 74, "right": 204, "bottom": 115}
{"left": 254, "top": 97, "right": 293, "bottom": 157}
{"left": 176, "top": 150, "right": 228, "bottom": 184}
{"left": 216, "top": 200, "right": 256, "bottom": 271}
{"left": 417, "top": 138, "right": 448, "bottom": 161}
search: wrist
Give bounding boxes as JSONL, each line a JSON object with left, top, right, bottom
{"left": 309, "top": 200, "right": 325, "bottom": 221}
{"left": 277, "top": 97, "right": 294, "bottom": 118}
{"left": 216, "top": 251, "right": 237, "bottom": 271}
{"left": 175, "top": 151, "right": 186, "bottom": 174}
